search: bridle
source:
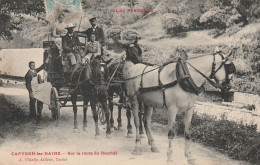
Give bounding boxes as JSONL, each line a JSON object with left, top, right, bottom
{"left": 91, "top": 56, "right": 108, "bottom": 85}
{"left": 209, "top": 51, "right": 225, "bottom": 81}
{"left": 185, "top": 49, "right": 236, "bottom": 90}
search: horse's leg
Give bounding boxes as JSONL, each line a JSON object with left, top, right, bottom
{"left": 184, "top": 107, "right": 196, "bottom": 165}
{"left": 138, "top": 101, "right": 145, "bottom": 137}
{"left": 126, "top": 109, "right": 133, "bottom": 138}
{"left": 131, "top": 97, "right": 142, "bottom": 155}
{"left": 117, "top": 92, "right": 123, "bottom": 129}
{"left": 143, "top": 105, "right": 159, "bottom": 152}
{"left": 90, "top": 99, "right": 100, "bottom": 137}
{"left": 100, "top": 97, "right": 111, "bottom": 138}
{"left": 167, "top": 105, "right": 178, "bottom": 162}
{"left": 71, "top": 93, "right": 78, "bottom": 129}
{"left": 108, "top": 90, "right": 114, "bottom": 130}
{"left": 83, "top": 98, "right": 89, "bottom": 132}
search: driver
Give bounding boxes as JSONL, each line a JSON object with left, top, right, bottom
{"left": 62, "top": 23, "right": 84, "bottom": 81}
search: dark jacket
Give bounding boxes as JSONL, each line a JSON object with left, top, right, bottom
{"left": 62, "top": 33, "right": 84, "bottom": 53}
{"left": 83, "top": 26, "right": 105, "bottom": 46}
{"left": 25, "top": 64, "right": 45, "bottom": 94}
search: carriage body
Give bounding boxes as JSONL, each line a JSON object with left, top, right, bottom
{"left": 43, "top": 41, "right": 65, "bottom": 90}
{"left": 42, "top": 35, "right": 87, "bottom": 125}
{"left": 41, "top": 33, "right": 112, "bottom": 125}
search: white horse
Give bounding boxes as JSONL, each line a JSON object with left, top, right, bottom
{"left": 122, "top": 43, "right": 236, "bottom": 164}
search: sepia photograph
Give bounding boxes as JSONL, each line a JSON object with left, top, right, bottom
{"left": 0, "top": 0, "right": 259, "bottom": 164}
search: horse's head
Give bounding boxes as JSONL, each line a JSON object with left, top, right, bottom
{"left": 91, "top": 55, "right": 111, "bottom": 85}
{"left": 210, "top": 49, "right": 236, "bottom": 90}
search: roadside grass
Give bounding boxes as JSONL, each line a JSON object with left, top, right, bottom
{"left": 0, "top": 95, "right": 27, "bottom": 143}
{"left": 152, "top": 109, "right": 260, "bottom": 164}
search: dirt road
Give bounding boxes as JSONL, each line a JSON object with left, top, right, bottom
{"left": 0, "top": 87, "right": 249, "bottom": 165}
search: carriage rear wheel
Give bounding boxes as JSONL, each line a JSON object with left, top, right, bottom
{"left": 96, "top": 102, "right": 106, "bottom": 125}
{"left": 50, "top": 87, "right": 60, "bottom": 126}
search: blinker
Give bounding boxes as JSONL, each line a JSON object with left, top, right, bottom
{"left": 224, "top": 62, "right": 236, "bottom": 75}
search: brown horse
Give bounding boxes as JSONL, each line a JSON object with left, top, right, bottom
{"left": 71, "top": 55, "right": 112, "bottom": 138}
{"left": 107, "top": 62, "right": 145, "bottom": 137}
{"left": 123, "top": 44, "right": 236, "bottom": 163}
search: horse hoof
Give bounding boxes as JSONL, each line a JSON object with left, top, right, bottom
{"left": 73, "top": 128, "right": 80, "bottom": 133}
{"left": 127, "top": 133, "right": 133, "bottom": 138}
{"left": 167, "top": 158, "right": 173, "bottom": 163}
{"left": 167, "top": 150, "right": 173, "bottom": 162}
{"left": 95, "top": 134, "right": 100, "bottom": 139}
{"left": 117, "top": 126, "right": 122, "bottom": 130}
{"left": 140, "top": 134, "right": 145, "bottom": 138}
{"left": 187, "top": 158, "right": 197, "bottom": 165}
{"left": 83, "top": 127, "right": 88, "bottom": 132}
{"left": 132, "top": 149, "right": 142, "bottom": 155}
{"left": 167, "top": 155, "right": 173, "bottom": 162}
{"left": 106, "top": 134, "right": 112, "bottom": 139}
{"left": 151, "top": 147, "right": 160, "bottom": 153}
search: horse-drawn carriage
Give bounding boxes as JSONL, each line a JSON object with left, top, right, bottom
{"left": 42, "top": 33, "right": 109, "bottom": 126}
{"left": 41, "top": 32, "right": 237, "bottom": 161}
{"left": 41, "top": 33, "right": 129, "bottom": 128}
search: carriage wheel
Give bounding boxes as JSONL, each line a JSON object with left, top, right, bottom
{"left": 96, "top": 102, "right": 106, "bottom": 125}
{"left": 50, "top": 87, "right": 60, "bottom": 126}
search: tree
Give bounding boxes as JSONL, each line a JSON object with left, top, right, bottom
{"left": 0, "top": 0, "right": 45, "bottom": 40}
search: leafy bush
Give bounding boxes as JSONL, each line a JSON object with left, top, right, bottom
{"left": 199, "top": 6, "right": 241, "bottom": 29}
{"left": 152, "top": 110, "right": 260, "bottom": 164}
{"left": 0, "top": 0, "right": 45, "bottom": 40}
{"left": 161, "top": 0, "right": 204, "bottom": 34}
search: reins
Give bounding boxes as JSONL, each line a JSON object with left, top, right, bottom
{"left": 124, "top": 60, "right": 177, "bottom": 81}
{"left": 124, "top": 49, "right": 235, "bottom": 92}
{"left": 185, "top": 60, "right": 222, "bottom": 89}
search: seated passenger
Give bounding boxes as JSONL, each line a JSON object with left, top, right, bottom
{"left": 62, "top": 23, "right": 84, "bottom": 81}
{"left": 51, "top": 13, "right": 67, "bottom": 51}
{"left": 82, "top": 33, "right": 102, "bottom": 63}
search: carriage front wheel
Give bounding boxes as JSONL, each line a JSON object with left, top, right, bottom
{"left": 96, "top": 102, "right": 106, "bottom": 125}
{"left": 50, "top": 87, "right": 60, "bottom": 126}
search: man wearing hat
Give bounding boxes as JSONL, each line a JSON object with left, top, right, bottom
{"left": 83, "top": 17, "right": 105, "bottom": 47}
{"left": 62, "top": 23, "right": 84, "bottom": 81}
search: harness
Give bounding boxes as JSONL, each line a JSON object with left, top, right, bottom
{"left": 139, "top": 65, "right": 168, "bottom": 108}
{"left": 138, "top": 58, "right": 201, "bottom": 108}
{"left": 136, "top": 51, "right": 236, "bottom": 108}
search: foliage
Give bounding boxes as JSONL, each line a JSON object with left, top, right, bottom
{"left": 152, "top": 110, "right": 260, "bottom": 164}
{"left": 0, "top": 0, "right": 45, "bottom": 40}
{"left": 161, "top": 0, "right": 204, "bottom": 34}
{"left": 191, "top": 113, "right": 260, "bottom": 164}
{"left": 160, "top": 0, "right": 260, "bottom": 35}
{"left": 199, "top": 6, "right": 240, "bottom": 29}
{"left": 82, "top": 0, "right": 158, "bottom": 26}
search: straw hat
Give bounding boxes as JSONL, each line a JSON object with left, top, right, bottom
{"left": 65, "top": 23, "right": 76, "bottom": 29}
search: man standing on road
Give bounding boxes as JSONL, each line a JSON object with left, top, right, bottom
{"left": 25, "top": 61, "right": 45, "bottom": 119}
